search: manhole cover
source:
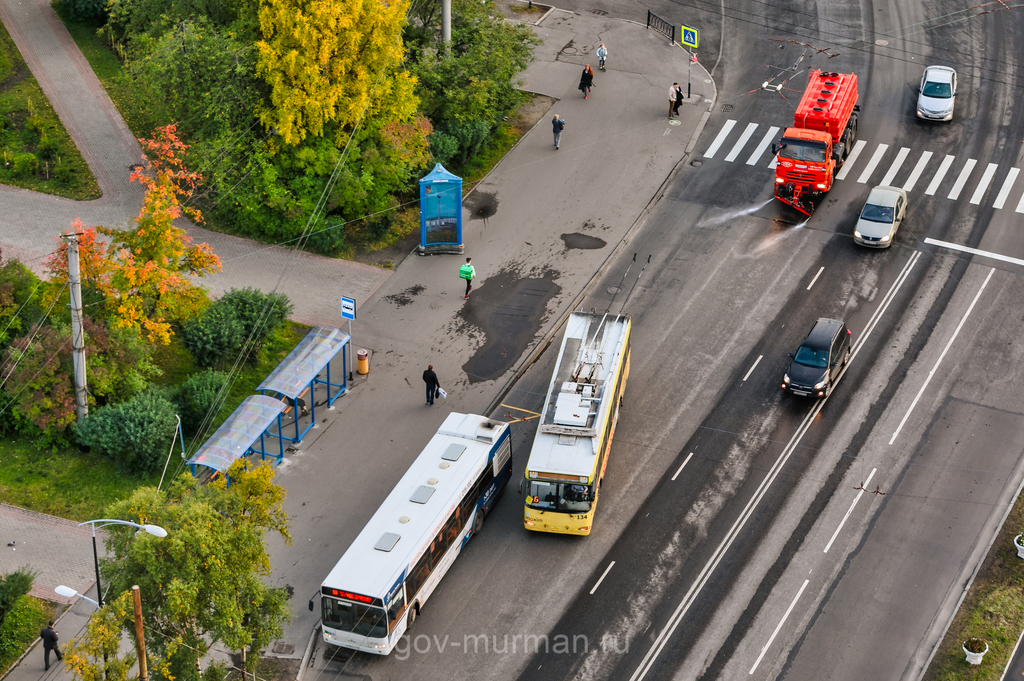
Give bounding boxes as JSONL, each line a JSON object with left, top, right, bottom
{"left": 722, "top": 104, "right": 733, "bottom": 112}
{"left": 607, "top": 285, "right": 622, "bottom": 295}
{"left": 272, "top": 643, "right": 295, "bottom": 655}
{"left": 691, "top": 159, "right": 703, "bottom": 167}
{"left": 669, "top": 119, "right": 681, "bottom": 126}
{"left": 591, "top": 9, "right": 607, "bottom": 15}
{"left": 875, "top": 39, "right": 889, "bottom": 46}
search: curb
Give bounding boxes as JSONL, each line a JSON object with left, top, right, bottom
{"left": 293, "top": 622, "right": 319, "bottom": 681}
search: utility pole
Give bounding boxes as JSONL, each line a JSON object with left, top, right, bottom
{"left": 131, "top": 586, "right": 149, "bottom": 681}
{"left": 64, "top": 232, "right": 89, "bottom": 421}
{"left": 442, "top": 0, "right": 451, "bottom": 46}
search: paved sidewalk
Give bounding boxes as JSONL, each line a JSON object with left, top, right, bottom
{"left": 0, "top": 0, "right": 390, "bottom": 323}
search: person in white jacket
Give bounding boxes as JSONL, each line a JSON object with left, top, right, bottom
{"left": 596, "top": 44, "right": 607, "bottom": 70}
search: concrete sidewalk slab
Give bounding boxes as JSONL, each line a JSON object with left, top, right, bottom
{"left": 264, "top": 7, "right": 714, "bottom": 658}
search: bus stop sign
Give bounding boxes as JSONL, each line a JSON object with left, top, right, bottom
{"left": 681, "top": 25, "right": 699, "bottom": 49}
{"left": 340, "top": 296, "right": 356, "bottom": 320}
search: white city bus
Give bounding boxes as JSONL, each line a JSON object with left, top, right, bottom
{"left": 310, "top": 412, "right": 512, "bottom": 655}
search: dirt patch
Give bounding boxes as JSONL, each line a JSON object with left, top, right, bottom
{"left": 494, "top": 0, "right": 552, "bottom": 22}
{"left": 226, "top": 655, "right": 300, "bottom": 681}
{"left": 383, "top": 284, "right": 426, "bottom": 307}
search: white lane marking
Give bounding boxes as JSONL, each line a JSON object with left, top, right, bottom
{"left": 742, "top": 356, "right": 763, "bottom": 382}
{"left": 947, "top": 158, "right": 977, "bottom": 200}
{"left": 823, "top": 468, "right": 877, "bottom": 554}
{"left": 671, "top": 453, "right": 694, "bottom": 481}
{"left": 1018, "top": 186, "right": 1024, "bottom": 214}
{"left": 889, "top": 266, "right": 995, "bottom": 445}
{"left": 749, "top": 579, "right": 810, "bottom": 675}
{"left": 970, "top": 163, "right": 998, "bottom": 205}
{"left": 806, "top": 266, "right": 825, "bottom": 291}
{"left": 857, "top": 143, "right": 889, "bottom": 183}
{"left": 993, "top": 167, "right": 1020, "bottom": 209}
{"left": 851, "top": 251, "right": 921, "bottom": 362}
{"left": 725, "top": 123, "right": 759, "bottom": 162}
{"left": 704, "top": 119, "right": 737, "bottom": 158}
{"left": 747, "top": 126, "right": 780, "bottom": 165}
{"left": 768, "top": 153, "right": 779, "bottom": 169}
{"left": 627, "top": 253, "right": 919, "bottom": 681}
{"left": 836, "top": 140, "right": 867, "bottom": 181}
{"left": 902, "top": 151, "right": 933, "bottom": 191}
{"left": 924, "top": 238, "right": 1024, "bottom": 268}
{"left": 880, "top": 147, "right": 911, "bottom": 186}
{"left": 925, "top": 155, "right": 955, "bottom": 195}
{"left": 589, "top": 561, "right": 616, "bottom": 595}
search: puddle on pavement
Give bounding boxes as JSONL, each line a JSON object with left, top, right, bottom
{"left": 382, "top": 285, "right": 426, "bottom": 307}
{"left": 465, "top": 190, "right": 498, "bottom": 220}
{"left": 561, "top": 232, "right": 607, "bottom": 250}
{"left": 460, "top": 267, "right": 561, "bottom": 383}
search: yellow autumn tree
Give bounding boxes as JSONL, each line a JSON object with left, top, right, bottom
{"left": 255, "top": 0, "right": 419, "bottom": 146}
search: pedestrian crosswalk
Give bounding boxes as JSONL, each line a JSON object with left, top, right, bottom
{"left": 701, "top": 118, "right": 1024, "bottom": 213}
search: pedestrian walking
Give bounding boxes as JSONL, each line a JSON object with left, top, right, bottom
{"left": 579, "top": 65, "right": 595, "bottom": 99}
{"left": 423, "top": 365, "right": 441, "bottom": 405}
{"left": 668, "top": 82, "right": 680, "bottom": 118}
{"left": 596, "top": 44, "right": 608, "bottom": 71}
{"left": 459, "top": 257, "right": 476, "bottom": 298}
{"left": 40, "top": 620, "right": 62, "bottom": 670}
{"left": 552, "top": 114, "right": 565, "bottom": 149}
{"left": 673, "top": 83, "right": 684, "bottom": 115}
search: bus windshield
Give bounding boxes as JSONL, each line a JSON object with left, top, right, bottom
{"left": 527, "top": 481, "right": 594, "bottom": 513}
{"left": 778, "top": 139, "right": 828, "bottom": 163}
{"left": 322, "top": 597, "right": 387, "bottom": 638}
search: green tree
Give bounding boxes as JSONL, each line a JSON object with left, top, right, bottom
{"left": 63, "top": 592, "right": 137, "bottom": 681}
{"left": 100, "top": 463, "right": 291, "bottom": 681}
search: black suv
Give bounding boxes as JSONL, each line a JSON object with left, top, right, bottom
{"left": 782, "top": 318, "right": 852, "bottom": 398}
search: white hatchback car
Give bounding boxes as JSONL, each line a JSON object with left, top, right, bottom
{"left": 854, "top": 186, "right": 907, "bottom": 248}
{"left": 917, "top": 66, "right": 957, "bottom": 121}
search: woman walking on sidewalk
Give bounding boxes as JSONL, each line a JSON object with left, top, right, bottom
{"left": 579, "top": 65, "right": 595, "bottom": 99}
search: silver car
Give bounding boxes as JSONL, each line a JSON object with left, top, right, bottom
{"left": 917, "top": 66, "right": 957, "bottom": 121}
{"left": 854, "top": 186, "right": 907, "bottom": 248}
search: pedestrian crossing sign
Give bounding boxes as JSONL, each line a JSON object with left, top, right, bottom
{"left": 681, "top": 25, "right": 699, "bottom": 49}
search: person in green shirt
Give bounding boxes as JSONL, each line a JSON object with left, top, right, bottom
{"left": 459, "top": 257, "right": 476, "bottom": 298}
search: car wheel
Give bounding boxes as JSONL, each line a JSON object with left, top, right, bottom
{"left": 843, "top": 346, "right": 851, "bottom": 367}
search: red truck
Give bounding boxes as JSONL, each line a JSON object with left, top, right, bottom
{"left": 772, "top": 70, "right": 860, "bottom": 215}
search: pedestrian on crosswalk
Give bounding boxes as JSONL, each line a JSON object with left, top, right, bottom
{"left": 669, "top": 82, "right": 680, "bottom": 118}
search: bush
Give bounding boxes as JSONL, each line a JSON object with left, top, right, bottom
{"left": 23, "top": 117, "right": 46, "bottom": 139}
{"left": 182, "top": 303, "right": 243, "bottom": 369}
{"left": 303, "top": 223, "right": 346, "bottom": 256}
{"left": 0, "top": 595, "right": 50, "bottom": 673}
{"left": 216, "top": 288, "right": 294, "bottom": 363}
{"left": 12, "top": 153, "right": 38, "bottom": 177}
{"left": 428, "top": 131, "right": 459, "bottom": 167}
{"left": 37, "top": 138, "right": 59, "bottom": 161}
{"left": 176, "top": 369, "right": 228, "bottom": 437}
{"left": 54, "top": 163, "right": 74, "bottom": 185}
{"left": 442, "top": 120, "right": 492, "bottom": 165}
{"left": 73, "top": 391, "right": 178, "bottom": 475}
{"left": 0, "top": 569, "right": 34, "bottom": 627}
{"left": 60, "top": 0, "right": 108, "bottom": 21}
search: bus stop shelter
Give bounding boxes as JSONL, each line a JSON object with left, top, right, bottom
{"left": 186, "top": 394, "right": 288, "bottom": 479}
{"left": 257, "top": 326, "right": 349, "bottom": 444}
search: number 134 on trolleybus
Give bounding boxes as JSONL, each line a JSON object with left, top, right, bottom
{"left": 309, "top": 413, "right": 512, "bottom": 655}
{"left": 523, "top": 312, "right": 631, "bottom": 535}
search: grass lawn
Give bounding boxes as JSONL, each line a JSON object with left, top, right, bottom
{"left": 0, "top": 595, "right": 58, "bottom": 677}
{"left": 924, "top": 491, "right": 1024, "bottom": 680}
{"left": 0, "top": 20, "right": 99, "bottom": 200}
{"left": 0, "top": 319, "right": 311, "bottom": 521}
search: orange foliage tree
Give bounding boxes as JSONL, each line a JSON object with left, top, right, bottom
{"left": 47, "top": 125, "right": 222, "bottom": 344}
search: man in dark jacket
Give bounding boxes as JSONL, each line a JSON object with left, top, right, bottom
{"left": 423, "top": 365, "right": 441, "bottom": 405}
{"left": 552, "top": 114, "right": 565, "bottom": 149}
{"left": 40, "top": 620, "right": 62, "bottom": 670}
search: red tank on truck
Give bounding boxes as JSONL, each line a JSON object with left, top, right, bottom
{"left": 772, "top": 70, "right": 860, "bottom": 215}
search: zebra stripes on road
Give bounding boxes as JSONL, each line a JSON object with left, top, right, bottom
{"left": 700, "top": 118, "right": 1024, "bottom": 213}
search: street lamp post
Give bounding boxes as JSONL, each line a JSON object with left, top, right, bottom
{"left": 79, "top": 519, "right": 167, "bottom": 607}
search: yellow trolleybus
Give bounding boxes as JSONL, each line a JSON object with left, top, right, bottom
{"left": 523, "top": 312, "right": 631, "bottom": 535}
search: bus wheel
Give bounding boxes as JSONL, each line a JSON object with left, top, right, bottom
{"left": 473, "top": 510, "right": 485, "bottom": 535}
{"left": 408, "top": 604, "right": 418, "bottom": 628}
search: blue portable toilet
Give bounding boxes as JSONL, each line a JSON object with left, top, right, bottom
{"left": 418, "top": 163, "right": 464, "bottom": 255}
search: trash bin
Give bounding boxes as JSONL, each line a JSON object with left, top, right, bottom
{"left": 357, "top": 349, "right": 369, "bottom": 375}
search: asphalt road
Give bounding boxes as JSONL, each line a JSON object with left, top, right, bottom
{"left": 299, "top": 0, "right": 1024, "bottom": 679}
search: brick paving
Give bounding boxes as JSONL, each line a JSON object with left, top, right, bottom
{"left": 0, "top": 0, "right": 390, "bottom": 323}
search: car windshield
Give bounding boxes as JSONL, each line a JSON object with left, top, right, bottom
{"left": 794, "top": 346, "right": 829, "bottom": 369}
{"left": 922, "top": 81, "right": 952, "bottom": 98}
{"left": 322, "top": 597, "right": 388, "bottom": 639}
{"left": 778, "top": 140, "right": 828, "bottom": 163}
{"left": 860, "top": 203, "right": 895, "bottom": 223}
{"left": 527, "top": 481, "right": 594, "bottom": 513}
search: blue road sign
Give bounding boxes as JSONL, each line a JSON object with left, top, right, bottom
{"left": 340, "top": 296, "right": 356, "bottom": 320}
{"left": 681, "top": 25, "right": 699, "bottom": 50}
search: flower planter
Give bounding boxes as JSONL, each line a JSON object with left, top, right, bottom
{"left": 963, "top": 640, "right": 989, "bottom": 666}
{"left": 1014, "top": 534, "right": 1024, "bottom": 559}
